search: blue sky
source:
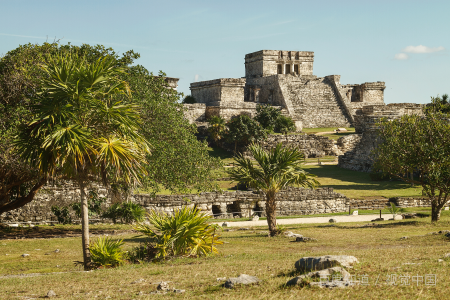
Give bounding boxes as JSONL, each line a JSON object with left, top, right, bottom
{"left": 1, "top": 0, "right": 448, "bottom": 104}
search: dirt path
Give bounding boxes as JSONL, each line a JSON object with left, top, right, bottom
{"left": 217, "top": 214, "right": 393, "bottom": 227}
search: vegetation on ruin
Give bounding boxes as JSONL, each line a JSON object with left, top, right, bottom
{"left": 224, "top": 115, "right": 267, "bottom": 152}
{"left": 227, "top": 143, "right": 319, "bottom": 236}
{"left": 373, "top": 109, "right": 450, "bottom": 222}
{"left": 1, "top": 215, "right": 450, "bottom": 299}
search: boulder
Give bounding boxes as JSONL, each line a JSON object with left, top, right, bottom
{"left": 286, "top": 267, "right": 351, "bottom": 286}
{"left": 224, "top": 274, "right": 259, "bottom": 289}
{"left": 393, "top": 215, "right": 403, "bottom": 221}
{"left": 252, "top": 216, "right": 259, "bottom": 221}
{"left": 295, "top": 255, "right": 359, "bottom": 272}
{"left": 157, "top": 282, "right": 170, "bottom": 291}
{"left": 371, "top": 218, "right": 384, "bottom": 222}
{"left": 295, "top": 236, "right": 317, "bottom": 242}
{"left": 284, "top": 231, "right": 303, "bottom": 238}
{"left": 329, "top": 218, "right": 337, "bottom": 223}
{"left": 222, "top": 222, "right": 229, "bottom": 227}
{"left": 45, "top": 290, "right": 57, "bottom": 298}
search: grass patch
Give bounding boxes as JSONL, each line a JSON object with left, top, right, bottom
{"left": 1, "top": 217, "right": 450, "bottom": 299}
{"left": 302, "top": 127, "right": 355, "bottom": 134}
{"left": 302, "top": 165, "right": 423, "bottom": 199}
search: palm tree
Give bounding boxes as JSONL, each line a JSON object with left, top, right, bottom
{"left": 16, "top": 53, "right": 150, "bottom": 269}
{"left": 227, "top": 143, "right": 319, "bottom": 236}
{"left": 208, "top": 116, "right": 227, "bottom": 147}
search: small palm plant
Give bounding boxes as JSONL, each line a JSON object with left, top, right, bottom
{"left": 133, "top": 206, "right": 223, "bottom": 260}
{"left": 387, "top": 202, "right": 405, "bottom": 218}
{"left": 89, "top": 237, "right": 125, "bottom": 268}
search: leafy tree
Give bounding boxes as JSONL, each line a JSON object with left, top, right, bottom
{"left": 227, "top": 143, "right": 319, "bottom": 236}
{"left": 182, "top": 95, "right": 197, "bottom": 104}
{"left": 425, "top": 94, "right": 450, "bottom": 114}
{"left": 207, "top": 116, "right": 227, "bottom": 146}
{"left": 121, "top": 68, "right": 221, "bottom": 193}
{"left": 224, "top": 115, "right": 267, "bottom": 152}
{"left": 1, "top": 43, "right": 220, "bottom": 214}
{"left": 373, "top": 110, "right": 450, "bottom": 222}
{"left": 275, "top": 115, "right": 296, "bottom": 134}
{"left": 0, "top": 43, "right": 140, "bottom": 215}
{"left": 15, "top": 53, "right": 150, "bottom": 270}
{"left": 254, "top": 104, "right": 281, "bottom": 132}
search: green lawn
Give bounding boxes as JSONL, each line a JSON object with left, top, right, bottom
{"left": 1, "top": 217, "right": 450, "bottom": 299}
{"left": 302, "top": 165, "right": 423, "bottom": 199}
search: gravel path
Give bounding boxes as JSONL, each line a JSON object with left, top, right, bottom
{"left": 217, "top": 214, "right": 393, "bottom": 227}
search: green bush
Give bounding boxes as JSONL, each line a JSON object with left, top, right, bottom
{"left": 89, "top": 237, "right": 125, "bottom": 268}
{"left": 102, "top": 202, "right": 145, "bottom": 224}
{"left": 51, "top": 205, "right": 72, "bottom": 224}
{"left": 224, "top": 115, "right": 267, "bottom": 152}
{"left": 275, "top": 115, "right": 296, "bottom": 134}
{"left": 133, "top": 206, "right": 223, "bottom": 260}
{"left": 182, "top": 95, "right": 196, "bottom": 104}
{"left": 254, "top": 104, "right": 281, "bottom": 132}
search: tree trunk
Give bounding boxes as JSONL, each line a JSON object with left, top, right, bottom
{"left": 79, "top": 179, "right": 91, "bottom": 270}
{"left": 431, "top": 199, "right": 445, "bottom": 222}
{"left": 265, "top": 191, "right": 277, "bottom": 236}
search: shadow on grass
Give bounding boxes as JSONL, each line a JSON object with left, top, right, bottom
{"left": 208, "top": 146, "right": 234, "bottom": 160}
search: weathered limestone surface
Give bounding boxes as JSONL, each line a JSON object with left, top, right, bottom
{"left": 183, "top": 103, "right": 206, "bottom": 123}
{"left": 338, "top": 103, "right": 424, "bottom": 172}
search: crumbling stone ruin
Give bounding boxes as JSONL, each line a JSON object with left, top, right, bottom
{"left": 185, "top": 50, "right": 386, "bottom": 130}
{"left": 338, "top": 103, "right": 424, "bottom": 172}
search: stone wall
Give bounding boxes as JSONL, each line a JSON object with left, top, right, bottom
{"left": 190, "top": 78, "right": 246, "bottom": 106}
{"left": 183, "top": 103, "right": 207, "bottom": 123}
{"left": 246, "top": 134, "right": 340, "bottom": 158}
{"left": 1, "top": 186, "right": 349, "bottom": 223}
{"left": 338, "top": 103, "right": 424, "bottom": 172}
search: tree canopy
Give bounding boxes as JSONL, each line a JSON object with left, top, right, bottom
{"left": 373, "top": 109, "right": 450, "bottom": 222}
{"left": 0, "top": 42, "right": 220, "bottom": 215}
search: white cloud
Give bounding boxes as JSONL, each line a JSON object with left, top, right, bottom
{"left": 394, "top": 53, "right": 408, "bottom": 60}
{"left": 402, "top": 45, "right": 445, "bottom": 53}
{"left": 194, "top": 74, "right": 199, "bottom": 82}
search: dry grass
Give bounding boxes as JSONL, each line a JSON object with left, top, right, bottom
{"left": 1, "top": 214, "right": 450, "bottom": 299}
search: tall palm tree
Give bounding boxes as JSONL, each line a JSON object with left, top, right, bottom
{"left": 16, "top": 53, "right": 150, "bottom": 269}
{"left": 227, "top": 143, "right": 319, "bottom": 236}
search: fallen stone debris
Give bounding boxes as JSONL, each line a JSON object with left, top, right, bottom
{"left": 224, "top": 274, "right": 260, "bottom": 289}
{"left": 287, "top": 255, "right": 360, "bottom": 289}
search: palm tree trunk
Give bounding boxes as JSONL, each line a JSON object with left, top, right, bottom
{"left": 265, "top": 191, "right": 278, "bottom": 236}
{"left": 79, "top": 178, "right": 91, "bottom": 270}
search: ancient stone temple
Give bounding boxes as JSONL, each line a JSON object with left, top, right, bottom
{"left": 185, "top": 50, "right": 386, "bottom": 129}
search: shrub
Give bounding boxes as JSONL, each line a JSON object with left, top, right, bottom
{"left": 182, "top": 95, "right": 196, "bottom": 104}
{"left": 208, "top": 116, "right": 227, "bottom": 146}
{"left": 51, "top": 205, "right": 72, "bottom": 224}
{"left": 102, "top": 202, "right": 145, "bottom": 224}
{"left": 387, "top": 202, "right": 405, "bottom": 216}
{"left": 89, "top": 237, "right": 125, "bottom": 268}
{"left": 255, "top": 104, "right": 281, "bottom": 132}
{"left": 275, "top": 115, "right": 296, "bottom": 134}
{"left": 224, "top": 115, "right": 267, "bottom": 152}
{"left": 133, "top": 206, "right": 223, "bottom": 260}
